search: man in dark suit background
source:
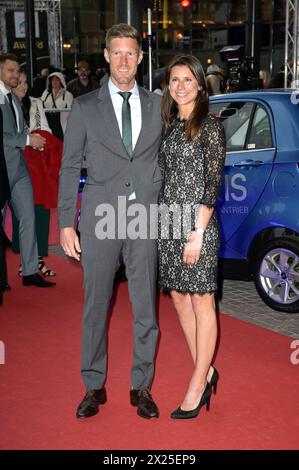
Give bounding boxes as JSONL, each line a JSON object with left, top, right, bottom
{"left": 0, "top": 108, "right": 10, "bottom": 305}
{"left": 0, "top": 53, "right": 55, "bottom": 288}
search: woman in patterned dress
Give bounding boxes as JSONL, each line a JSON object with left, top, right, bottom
{"left": 158, "top": 55, "right": 226, "bottom": 419}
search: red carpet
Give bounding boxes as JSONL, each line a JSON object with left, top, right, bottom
{"left": 0, "top": 251, "right": 299, "bottom": 450}
{"left": 4, "top": 207, "right": 61, "bottom": 246}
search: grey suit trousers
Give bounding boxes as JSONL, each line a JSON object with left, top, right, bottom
{"left": 80, "top": 231, "right": 159, "bottom": 391}
{"left": 9, "top": 174, "right": 38, "bottom": 276}
{"left": 1, "top": 90, "right": 39, "bottom": 277}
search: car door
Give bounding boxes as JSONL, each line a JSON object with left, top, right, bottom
{"left": 209, "top": 99, "right": 276, "bottom": 252}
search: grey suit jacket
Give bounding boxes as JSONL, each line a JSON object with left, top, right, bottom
{"left": 58, "top": 83, "right": 163, "bottom": 234}
{"left": 0, "top": 90, "right": 29, "bottom": 186}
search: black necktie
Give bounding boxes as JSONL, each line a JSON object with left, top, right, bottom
{"left": 118, "top": 91, "right": 132, "bottom": 156}
{"left": 7, "top": 92, "right": 17, "bottom": 127}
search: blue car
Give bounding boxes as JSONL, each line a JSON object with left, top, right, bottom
{"left": 210, "top": 89, "right": 299, "bottom": 313}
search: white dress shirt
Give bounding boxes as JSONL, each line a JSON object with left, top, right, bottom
{"left": 0, "top": 79, "right": 30, "bottom": 145}
{"left": 108, "top": 79, "right": 142, "bottom": 151}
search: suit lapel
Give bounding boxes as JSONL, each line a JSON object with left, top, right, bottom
{"left": 133, "top": 86, "right": 153, "bottom": 157}
{"left": 0, "top": 90, "right": 17, "bottom": 130}
{"left": 11, "top": 92, "right": 22, "bottom": 131}
{"left": 97, "top": 85, "right": 128, "bottom": 159}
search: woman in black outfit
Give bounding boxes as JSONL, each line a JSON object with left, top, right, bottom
{"left": 158, "top": 55, "right": 226, "bottom": 419}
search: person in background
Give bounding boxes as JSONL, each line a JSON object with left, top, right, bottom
{"left": 41, "top": 71, "right": 73, "bottom": 140}
{"left": 206, "top": 64, "right": 225, "bottom": 95}
{"left": 94, "top": 66, "right": 107, "bottom": 84}
{"left": 158, "top": 55, "right": 226, "bottom": 419}
{"left": 12, "top": 70, "right": 60, "bottom": 278}
{"left": 0, "top": 53, "right": 55, "bottom": 288}
{"left": 31, "top": 68, "right": 50, "bottom": 98}
{"left": 67, "top": 61, "right": 100, "bottom": 98}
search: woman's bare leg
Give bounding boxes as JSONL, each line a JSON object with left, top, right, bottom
{"left": 180, "top": 292, "right": 217, "bottom": 411}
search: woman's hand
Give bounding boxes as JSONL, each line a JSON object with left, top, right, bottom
{"left": 183, "top": 232, "right": 203, "bottom": 265}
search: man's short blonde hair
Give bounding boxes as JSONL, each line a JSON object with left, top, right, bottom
{"left": 105, "top": 23, "right": 141, "bottom": 50}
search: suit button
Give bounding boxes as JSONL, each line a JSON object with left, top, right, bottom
{"left": 130, "top": 157, "right": 133, "bottom": 162}
{"left": 125, "top": 182, "right": 131, "bottom": 187}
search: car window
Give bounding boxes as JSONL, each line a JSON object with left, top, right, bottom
{"left": 209, "top": 102, "right": 254, "bottom": 152}
{"left": 247, "top": 105, "right": 273, "bottom": 149}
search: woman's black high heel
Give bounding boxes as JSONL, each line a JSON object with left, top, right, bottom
{"left": 170, "top": 382, "right": 212, "bottom": 419}
{"left": 209, "top": 367, "right": 219, "bottom": 395}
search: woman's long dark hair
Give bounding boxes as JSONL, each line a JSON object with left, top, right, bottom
{"left": 161, "top": 55, "right": 209, "bottom": 141}
{"left": 19, "top": 71, "right": 31, "bottom": 126}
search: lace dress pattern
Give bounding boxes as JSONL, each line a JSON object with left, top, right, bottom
{"left": 157, "top": 114, "right": 226, "bottom": 294}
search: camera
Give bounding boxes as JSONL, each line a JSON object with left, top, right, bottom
{"left": 219, "top": 45, "right": 263, "bottom": 92}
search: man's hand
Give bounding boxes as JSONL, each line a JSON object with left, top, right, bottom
{"left": 29, "top": 133, "right": 46, "bottom": 149}
{"left": 183, "top": 232, "right": 203, "bottom": 265}
{"left": 60, "top": 227, "right": 81, "bottom": 261}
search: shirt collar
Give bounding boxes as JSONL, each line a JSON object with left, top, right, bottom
{"left": 0, "top": 80, "right": 11, "bottom": 95}
{"left": 108, "top": 78, "right": 139, "bottom": 97}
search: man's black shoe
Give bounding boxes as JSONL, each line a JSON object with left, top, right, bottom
{"left": 130, "top": 389, "right": 159, "bottom": 419}
{"left": 23, "top": 273, "right": 56, "bottom": 287}
{"left": 76, "top": 388, "right": 107, "bottom": 419}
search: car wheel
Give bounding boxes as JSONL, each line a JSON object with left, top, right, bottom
{"left": 253, "top": 238, "right": 299, "bottom": 313}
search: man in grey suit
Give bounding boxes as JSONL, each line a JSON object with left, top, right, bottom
{"left": 0, "top": 53, "right": 55, "bottom": 288}
{"left": 59, "top": 24, "right": 163, "bottom": 420}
